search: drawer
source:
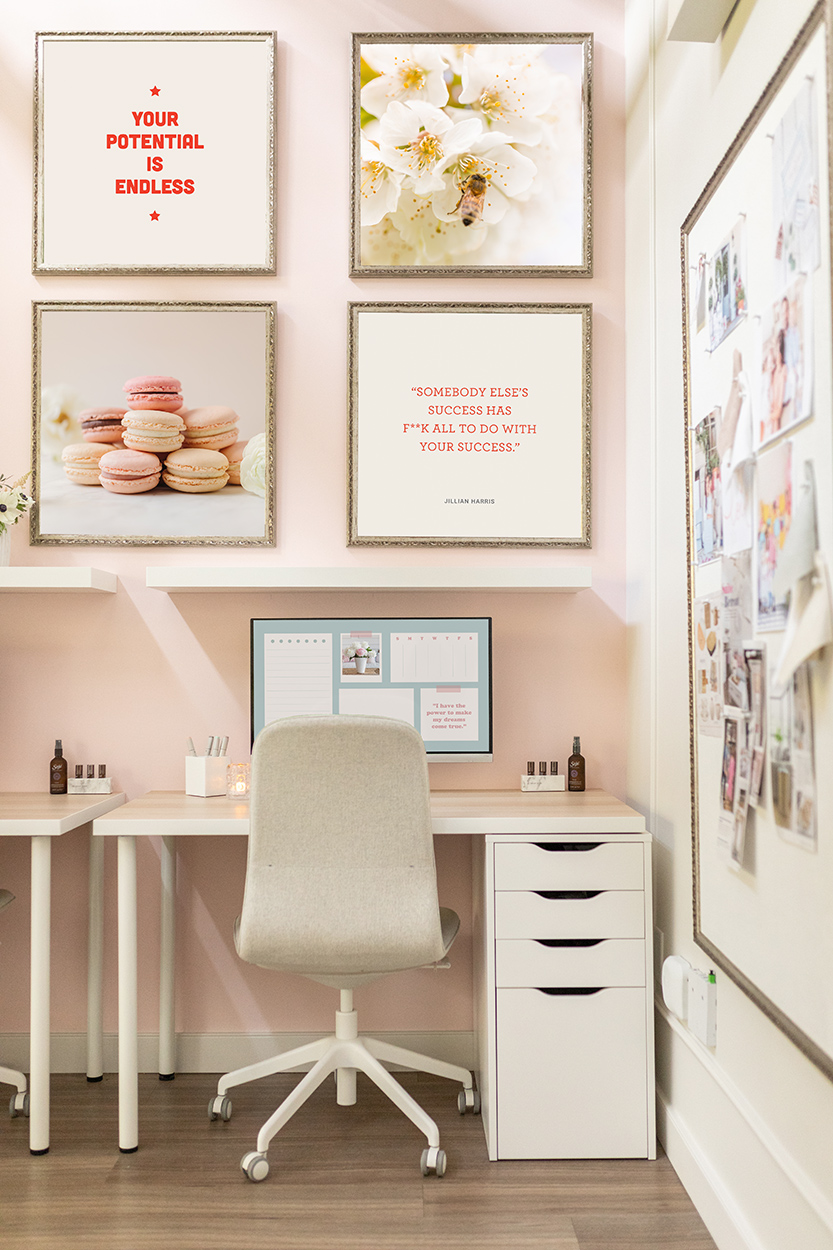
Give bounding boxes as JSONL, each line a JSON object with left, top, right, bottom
{"left": 494, "top": 840, "right": 643, "bottom": 891}
{"left": 495, "top": 890, "right": 645, "bottom": 939}
{"left": 495, "top": 986, "right": 649, "bottom": 1158}
{"left": 496, "top": 938, "right": 645, "bottom": 988}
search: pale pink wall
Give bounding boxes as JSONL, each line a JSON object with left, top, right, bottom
{"left": 0, "top": 0, "right": 625, "bottom": 1039}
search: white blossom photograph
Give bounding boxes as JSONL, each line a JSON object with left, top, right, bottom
{"left": 351, "top": 34, "right": 592, "bottom": 276}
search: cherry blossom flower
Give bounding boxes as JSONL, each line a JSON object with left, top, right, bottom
{"left": 361, "top": 44, "right": 450, "bottom": 119}
{"left": 359, "top": 136, "right": 403, "bottom": 226}
{"left": 458, "top": 54, "right": 556, "bottom": 145}
{"left": 391, "top": 190, "right": 486, "bottom": 264}
{"left": 379, "top": 101, "right": 481, "bottom": 196}
{"left": 431, "top": 130, "right": 537, "bottom": 226}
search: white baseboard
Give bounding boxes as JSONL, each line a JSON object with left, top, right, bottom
{"left": 657, "top": 1088, "right": 766, "bottom": 1250}
{"left": 0, "top": 1030, "right": 476, "bottom": 1077}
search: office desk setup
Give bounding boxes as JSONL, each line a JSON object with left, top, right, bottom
{"left": 0, "top": 791, "right": 125, "bottom": 1153}
{"left": 93, "top": 788, "right": 655, "bottom": 1161}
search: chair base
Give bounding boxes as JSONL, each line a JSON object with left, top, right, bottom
{"left": 216, "top": 1002, "right": 475, "bottom": 1163}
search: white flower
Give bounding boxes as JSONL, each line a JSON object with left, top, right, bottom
{"left": 41, "top": 384, "right": 82, "bottom": 462}
{"left": 361, "top": 44, "right": 450, "bottom": 119}
{"left": 379, "top": 101, "right": 482, "bottom": 195}
{"left": 361, "top": 216, "right": 419, "bottom": 266}
{"left": 359, "top": 137, "right": 403, "bottom": 227}
{"left": 0, "top": 473, "right": 34, "bottom": 533}
{"left": 458, "top": 55, "right": 556, "bottom": 145}
{"left": 239, "top": 432, "right": 267, "bottom": 497}
{"left": 431, "top": 130, "right": 537, "bottom": 226}
{"left": 391, "top": 189, "right": 487, "bottom": 264}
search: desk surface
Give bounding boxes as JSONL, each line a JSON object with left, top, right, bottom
{"left": 0, "top": 791, "right": 125, "bottom": 836}
{"left": 92, "top": 788, "right": 647, "bottom": 837}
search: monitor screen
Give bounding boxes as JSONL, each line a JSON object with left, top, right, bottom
{"left": 251, "top": 617, "right": 492, "bottom": 761}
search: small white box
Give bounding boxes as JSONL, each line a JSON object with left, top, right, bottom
{"left": 520, "top": 774, "right": 566, "bottom": 792}
{"left": 68, "top": 777, "right": 114, "bottom": 795}
{"left": 185, "top": 755, "right": 229, "bottom": 797}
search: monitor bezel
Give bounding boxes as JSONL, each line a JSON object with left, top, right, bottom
{"left": 250, "top": 615, "right": 493, "bottom": 759}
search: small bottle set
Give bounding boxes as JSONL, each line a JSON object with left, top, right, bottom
{"left": 520, "top": 761, "right": 565, "bottom": 792}
{"left": 50, "top": 741, "right": 113, "bottom": 794}
{"left": 520, "top": 737, "right": 586, "bottom": 793}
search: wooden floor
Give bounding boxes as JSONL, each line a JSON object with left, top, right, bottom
{"left": 0, "top": 1072, "right": 717, "bottom": 1250}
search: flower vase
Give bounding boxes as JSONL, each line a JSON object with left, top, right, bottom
{"left": 0, "top": 529, "right": 10, "bottom": 568}
{"left": 355, "top": 656, "right": 367, "bottom": 673}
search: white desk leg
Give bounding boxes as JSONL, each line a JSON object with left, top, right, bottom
{"left": 117, "top": 834, "right": 139, "bottom": 1152}
{"left": 29, "top": 835, "right": 51, "bottom": 1154}
{"left": 158, "top": 835, "right": 176, "bottom": 1080}
{"left": 87, "top": 833, "right": 104, "bottom": 1082}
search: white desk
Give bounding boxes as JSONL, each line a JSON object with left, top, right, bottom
{"left": 93, "top": 789, "right": 651, "bottom": 1155}
{"left": 0, "top": 791, "right": 125, "bottom": 1153}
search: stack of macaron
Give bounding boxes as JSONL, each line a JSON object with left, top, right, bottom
{"left": 60, "top": 372, "right": 253, "bottom": 497}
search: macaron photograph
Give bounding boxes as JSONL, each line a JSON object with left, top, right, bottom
{"left": 34, "top": 302, "right": 274, "bottom": 544}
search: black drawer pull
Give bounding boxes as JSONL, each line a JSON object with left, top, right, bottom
{"left": 533, "top": 842, "right": 601, "bottom": 852}
{"left": 535, "top": 938, "right": 603, "bottom": 948}
{"left": 536, "top": 987, "right": 604, "bottom": 996}
{"left": 534, "top": 890, "right": 603, "bottom": 900}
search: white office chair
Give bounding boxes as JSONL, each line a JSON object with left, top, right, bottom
{"left": 209, "top": 714, "right": 479, "bottom": 1182}
{"left": 0, "top": 889, "right": 29, "bottom": 1117}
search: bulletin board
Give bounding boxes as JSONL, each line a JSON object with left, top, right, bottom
{"left": 682, "top": 0, "right": 833, "bottom": 1079}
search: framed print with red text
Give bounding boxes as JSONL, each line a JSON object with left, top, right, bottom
{"left": 34, "top": 32, "right": 275, "bottom": 274}
{"left": 347, "top": 303, "right": 591, "bottom": 547}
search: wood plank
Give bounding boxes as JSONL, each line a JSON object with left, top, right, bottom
{"left": 0, "top": 1073, "right": 716, "bottom": 1250}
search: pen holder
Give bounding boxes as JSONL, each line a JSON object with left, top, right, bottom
{"left": 185, "top": 755, "right": 229, "bottom": 797}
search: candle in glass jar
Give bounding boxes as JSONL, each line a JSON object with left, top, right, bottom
{"left": 226, "top": 762, "right": 251, "bottom": 798}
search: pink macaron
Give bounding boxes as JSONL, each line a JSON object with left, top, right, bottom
{"left": 99, "top": 449, "right": 162, "bottom": 494}
{"left": 121, "top": 410, "right": 186, "bottom": 454}
{"left": 122, "top": 375, "right": 184, "bottom": 412}
{"left": 181, "top": 406, "right": 240, "bottom": 451}
{"left": 79, "top": 406, "right": 128, "bottom": 443}
{"left": 221, "top": 440, "right": 248, "bottom": 486}
{"left": 61, "top": 441, "right": 113, "bottom": 485}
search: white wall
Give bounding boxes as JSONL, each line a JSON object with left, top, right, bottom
{"left": 626, "top": 1, "right": 833, "bottom": 1247}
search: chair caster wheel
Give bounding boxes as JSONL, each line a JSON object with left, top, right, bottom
{"left": 208, "top": 1095, "right": 232, "bottom": 1122}
{"left": 9, "top": 1091, "right": 29, "bottom": 1118}
{"left": 420, "top": 1146, "right": 447, "bottom": 1177}
{"left": 457, "top": 1088, "right": 481, "bottom": 1115}
{"left": 241, "top": 1151, "right": 270, "bottom": 1182}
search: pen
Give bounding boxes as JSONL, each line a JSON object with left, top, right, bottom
{"left": 187, "top": 738, "right": 197, "bottom": 757}
{"left": 219, "top": 736, "right": 229, "bottom": 756}
{"left": 205, "top": 736, "right": 215, "bottom": 757}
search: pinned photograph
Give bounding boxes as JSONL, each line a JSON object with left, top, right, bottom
{"left": 341, "top": 634, "right": 383, "bottom": 681}
{"left": 351, "top": 34, "right": 592, "bottom": 276}
{"left": 692, "top": 409, "right": 723, "bottom": 564}
{"left": 707, "top": 217, "right": 747, "bottom": 352}
{"left": 772, "top": 77, "right": 821, "bottom": 288}
{"left": 694, "top": 596, "right": 724, "bottom": 737}
{"left": 756, "top": 441, "right": 792, "bottom": 631}
{"left": 757, "top": 275, "right": 813, "bottom": 448}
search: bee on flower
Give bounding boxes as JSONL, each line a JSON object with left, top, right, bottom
{"left": 357, "top": 39, "right": 586, "bottom": 268}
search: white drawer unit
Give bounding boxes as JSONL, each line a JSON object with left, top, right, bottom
{"left": 473, "top": 825, "right": 655, "bottom": 1162}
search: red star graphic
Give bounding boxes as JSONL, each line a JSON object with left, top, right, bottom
{"left": 150, "top": 85, "right": 160, "bottom": 96}
{"left": 150, "top": 211, "right": 160, "bottom": 221}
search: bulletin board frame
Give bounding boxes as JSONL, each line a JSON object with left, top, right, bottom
{"left": 682, "top": 0, "right": 833, "bottom": 1080}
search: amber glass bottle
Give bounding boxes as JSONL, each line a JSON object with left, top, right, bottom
{"left": 567, "top": 736, "right": 585, "bottom": 792}
{"left": 50, "top": 740, "right": 68, "bottom": 794}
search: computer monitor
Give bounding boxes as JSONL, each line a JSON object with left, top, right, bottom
{"left": 251, "top": 616, "right": 492, "bottom": 762}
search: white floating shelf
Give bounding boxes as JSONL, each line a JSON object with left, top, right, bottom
{"left": 146, "top": 566, "right": 592, "bottom": 594}
{"left": 0, "top": 567, "right": 118, "bottom": 593}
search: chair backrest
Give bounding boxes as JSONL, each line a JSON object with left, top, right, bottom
{"left": 235, "top": 714, "right": 446, "bottom": 979}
